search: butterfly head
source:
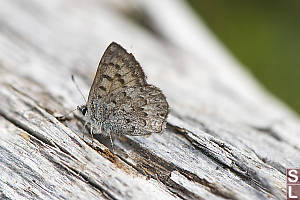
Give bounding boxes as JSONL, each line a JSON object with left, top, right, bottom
{"left": 77, "top": 105, "right": 88, "bottom": 116}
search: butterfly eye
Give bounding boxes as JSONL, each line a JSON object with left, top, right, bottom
{"left": 82, "top": 107, "right": 88, "bottom": 115}
{"left": 79, "top": 106, "right": 87, "bottom": 116}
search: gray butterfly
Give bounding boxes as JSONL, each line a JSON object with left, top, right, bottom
{"left": 78, "top": 42, "right": 169, "bottom": 148}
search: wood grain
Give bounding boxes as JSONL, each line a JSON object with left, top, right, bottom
{"left": 0, "top": 0, "right": 299, "bottom": 199}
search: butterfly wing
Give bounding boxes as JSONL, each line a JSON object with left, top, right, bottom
{"left": 87, "top": 42, "right": 147, "bottom": 103}
{"left": 86, "top": 42, "right": 169, "bottom": 136}
{"left": 102, "top": 85, "right": 169, "bottom": 136}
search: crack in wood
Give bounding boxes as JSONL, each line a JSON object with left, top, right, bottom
{"left": 59, "top": 165, "right": 116, "bottom": 200}
{"left": 0, "top": 108, "right": 56, "bottom": 148}
{"left": 167, "top": 122, "right": 278, "bottom": 199}
{"left": 113, "top": 134, "right": 238, "bottom": 200}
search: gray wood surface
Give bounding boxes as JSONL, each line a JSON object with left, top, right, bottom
{"left": 0, "top": 0, "right": 299, "bottom": 199}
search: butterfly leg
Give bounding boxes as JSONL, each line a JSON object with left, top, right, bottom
{"left": 90, "top": 124, "right": 94, "bottom": 145}
{"left": 108, "top": 131, "right": 115, "bottom": 152}
{"left": 83, "top": 121, "right": 89, "bottom": 140}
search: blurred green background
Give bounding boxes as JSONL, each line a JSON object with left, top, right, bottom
{"left": 187, "top": 0, "right": 300, "bottom": 114}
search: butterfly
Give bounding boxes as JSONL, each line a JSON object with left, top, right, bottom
{"left": 78, "top": 42, "right": 169, "bottom": 149}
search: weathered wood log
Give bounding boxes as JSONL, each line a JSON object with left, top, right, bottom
{"left": 0, "top": 0, "right": 299, "bottom": 199}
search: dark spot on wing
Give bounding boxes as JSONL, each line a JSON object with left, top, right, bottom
{"left": 99, "top": 86, "right": 107, "bottom": 91}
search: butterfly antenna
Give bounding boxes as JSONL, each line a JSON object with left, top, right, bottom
{"left": 71, "top": 75, "right": 87, "bottom": 103}
{"left": 56, "top": 107, "right": 78, "bottom": 120}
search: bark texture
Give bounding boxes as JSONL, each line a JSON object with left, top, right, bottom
{"left": 0, "top": 0, "right": 299, "bottom": 199}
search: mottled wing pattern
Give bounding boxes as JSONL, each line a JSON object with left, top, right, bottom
{"left": 87, "top": 42, "right": 146, "bottom": 103}
{"left": 102, "top": 85, "right": 169, "bottom": 136}
{"left": 86, "top": 42, "right": 169, "bottom": 137}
